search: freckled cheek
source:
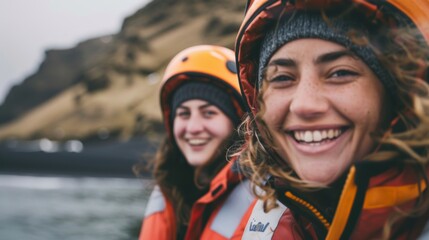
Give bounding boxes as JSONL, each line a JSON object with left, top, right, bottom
{"left": 337, "top": 98, "right": 369, "bottom": 122}
{"left": 262, "top": 95, "right": 290, "bottom": 126}
{"left": 334, "top": 91, "right": 383, "bottom": 129}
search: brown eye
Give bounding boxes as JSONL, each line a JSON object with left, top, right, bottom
{"left": 327, "top": 69, "right": 360, "bottom": 84}
{"left": 330, "top": 69, "right": 358, "bottom": 78}
{"left": 270, "top": 74, "right": 294, "bottom": 82}
{"left": 203, "top": 110, "right": 217, "bottom": 118}
{"left": 176, "top": 110, "right": 190, "bottom": 118}
{"left": 265, "top": 73, "right": 296, "bottom": 89}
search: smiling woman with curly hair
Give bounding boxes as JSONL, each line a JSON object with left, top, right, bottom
{"left": 234, "top": 0, "right": 429, "bottom": 239}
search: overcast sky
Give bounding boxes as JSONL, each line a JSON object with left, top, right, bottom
{"left": 0, "top": 0, "right": 150, "bottom": 104}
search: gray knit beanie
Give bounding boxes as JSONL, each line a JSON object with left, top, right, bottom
{"left": 258, "top": 11, "right": 395, "bottom": 95}
{"left": 171, "top": 81, "right": 240, "bottom": 126}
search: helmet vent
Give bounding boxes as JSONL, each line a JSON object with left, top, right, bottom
{"left": 181, "top": 56, "right": 188, "bottom": 62}
{"left": 226, "top": 60, "right": 237, "bottom": 74}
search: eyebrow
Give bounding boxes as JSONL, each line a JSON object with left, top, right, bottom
{"left": 267, "top": 58, "right": 296, "bottom": 68}
{"left": 199, "top": 103, "right": 213, "bottom": 109}
{"left": 267, "top": 50, "right": 356, "bottom": 68}
{"left": 315, "top": 50, "right": 356, "bottom": 65}
{"left": 177, "top": 103, "right": 213, "bottom": 110}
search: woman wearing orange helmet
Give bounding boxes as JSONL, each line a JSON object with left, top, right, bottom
{"left": 138, "top": 45, "right": 255, "bottom": 240}
{"left": 235, "top": 0, "right": 429, "bottom": 239}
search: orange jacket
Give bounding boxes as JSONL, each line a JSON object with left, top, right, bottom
{"left": 139, "top": 185, "right": 176, "bottom": 240}
{"left": 139, "top": 160, "right": 256, "bottom": 240}
{"left": 242, "top": 163, "right": 429, "bottom": 239}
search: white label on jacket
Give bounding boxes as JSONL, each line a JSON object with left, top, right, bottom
{"left": 144, "top": 185, "right": 166, "bottom": 217}
{"left": 242, "top": 199, "right": 287, "bottom": 240}
{"left": 211, "top": 179, "right": 254, "bottom": 238}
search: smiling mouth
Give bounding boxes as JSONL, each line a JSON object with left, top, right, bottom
{"left": 187, "top": 139, "right": 209, "bottom": 146}
{"left": 288, "top": 128, "right": 347, "bottom": 145}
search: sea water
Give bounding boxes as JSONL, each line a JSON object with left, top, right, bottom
{"left": 0, "top": 174, "right": 153, "bottom": 240}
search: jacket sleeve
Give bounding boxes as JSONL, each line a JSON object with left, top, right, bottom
{"left": 139, "top": 186, "right": 175, "bottom": 240}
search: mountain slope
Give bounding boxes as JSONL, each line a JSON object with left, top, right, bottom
{"left": 0, "top": 0, "right": 246, "bottom": 141}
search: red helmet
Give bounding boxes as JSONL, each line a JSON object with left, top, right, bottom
{"left": 160, "top": 45, "right": 245, "bottom": 136}
{"left": 235, "top": 0, "right": 429, "bottom": 115}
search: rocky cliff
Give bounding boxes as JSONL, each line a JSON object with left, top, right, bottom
{"left": 0, "top": 0, "right": 246, "bottom": 141}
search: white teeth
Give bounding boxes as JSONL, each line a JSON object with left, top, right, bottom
{"left": 304, "top": 131, "right": 313, "bottom": 142}
{"left": 335, "top": 129, "right": 340, "bottom": 136}
{"left": 188, "top": 139, "right": 208, "bottom": 145}
{"left": 328, "top": 129, "right": 334, "bottom": 138}
{"left": 293, "top": 129, "right": 343, "bottom": 143}
{"left": 294, "top": 132, "right": 300, "bottom": 141}
{"left": 300, "top": 132, "right": 305, "bottom": 140}
{"left": 313, "top": 131, "right": 322, "bottom": 142}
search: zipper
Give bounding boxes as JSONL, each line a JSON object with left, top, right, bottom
{"left": 284, "top": 191, "right": 331, "bottom": 230}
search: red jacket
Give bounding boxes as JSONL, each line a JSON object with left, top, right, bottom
{"left": 139, "top": 185, "right": 176, "bottom": 240}
{"left": 139, "top": 160, "right": 256, "bottom": 240}
{"left": 242, "top": 162, "right": 429, "bottom": 239}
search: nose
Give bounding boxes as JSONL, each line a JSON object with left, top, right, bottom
{"left": 289, "top": 78, "right": 329, "bottom": 119}
{"left": 186, "top": 113, "right": 205, "bottom": 134}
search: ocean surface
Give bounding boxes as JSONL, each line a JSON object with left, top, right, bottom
{"left": 0, "top": 174, "right": 154, "bottom": 240}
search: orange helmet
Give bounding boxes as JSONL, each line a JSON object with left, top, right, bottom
{"left": 160, "top": 45, "right": 245, "bottom": 136}
{"left": 235, "top": 0, "right": 429, "bottom": 115}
